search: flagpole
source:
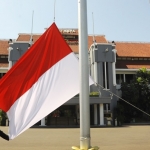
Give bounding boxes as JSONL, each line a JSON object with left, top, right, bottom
{"left": 78, "top": 0, "right": 90, "bottom": 149}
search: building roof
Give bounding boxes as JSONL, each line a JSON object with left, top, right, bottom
{"left": 1, "top": 25, "right": 150, "bottom": 72}
{"left": 17, "top": 33, "right": 107, "bottom": 53}
{"left": 126, "top": 65, "right": 150, "bottom": 69}
{"left": 88, "top": 35, "right": 107, "bottom": 48}
{"left": 115, "top": 42, "right": 150, "bottom": 57}
{"left": 0, "top": 40, "right": 9, "bottom": 55}
{"left": 17, "top": 34, "right": 41, "bottom": 43}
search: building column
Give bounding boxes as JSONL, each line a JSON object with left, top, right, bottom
{"left": 112, "top": 62, "right": 116, "bottom": 86}
{"left": 123, "top": 74, "right": 126, "bottom": 82}
{"left": 8, "top": 61, "right": 13, "bottom": 70}
{"left": 99, "top": 104, "right": 104, "bottom": 125}
{"left": 94, "top": 104, "right": 98, "bottom": 125}
{"left": 40, "top": 117, "right": 46, "bottom": 126}
{"left": 8, "top": 46, "right": 13, "bottom": 69}
{"left": 119, "top": 74, "right": 122, "bottom": 84}
{"left": 106, "top": 104, "right": 108, "bottom": 113}
{"left": 76, "top": 105, "right": 80, "bottom": 124}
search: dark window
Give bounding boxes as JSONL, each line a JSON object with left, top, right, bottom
{"left": 0, "top": 73, "right": 6, "bottom": 79}
{"left": 102, "top": 62, "right": 105, "bottom": 88}
{"left": 106, "top": 62, "right": 109, "bottom": 89}
{"left": 104, "top": 113, "right": 111, "bottom": 118}
{"left": 126, "top": 74, "right": 134, "bottom": 84}
{"left": 103, "top": 62, "right": 109, "bottom": 89}
{"left": 0, "top": 55, "right": 8, "bottom": 63}
{"left": 116, "top": 74, "right": 124, "bottom": 84}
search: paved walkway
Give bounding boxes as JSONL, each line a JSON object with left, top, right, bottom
{"left": 0, "top": 125, "right": 150, "bottom": 150}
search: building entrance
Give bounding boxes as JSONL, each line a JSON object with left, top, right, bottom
{"left": 46, "top": 105, "right": 77, "bottom": 126}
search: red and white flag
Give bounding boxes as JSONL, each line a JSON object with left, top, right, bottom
{"left": 0, "top": 23, "right": 93, "bottom": 140}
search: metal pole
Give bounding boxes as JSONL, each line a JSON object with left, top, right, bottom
{"left": 29, "top": 11, "right": 34, "bottom": 46}
{"left": 78, "top": 0, "right": 90, "bottom": 149}
{"left": 54, "top": 0, "right": 57, "bottom": 22}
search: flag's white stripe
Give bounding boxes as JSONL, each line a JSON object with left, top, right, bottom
{"left": 7, "top": 53, "right": 93, "bottom": 139}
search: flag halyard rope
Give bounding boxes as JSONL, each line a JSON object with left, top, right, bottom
{"left": 94, "top": 82, "right": 150, "bottom": 117}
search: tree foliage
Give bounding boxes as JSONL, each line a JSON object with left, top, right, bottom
{"left": 117, "top": 67, "right": 150, "bottom": 123}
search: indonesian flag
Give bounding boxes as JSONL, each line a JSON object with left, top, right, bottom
{"left": 0, "top": 23, "right": 93, "bottom": 140}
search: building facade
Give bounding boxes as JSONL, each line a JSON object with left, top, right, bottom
{"left": 0, "top": 29, "right": 150, "bottom": 126}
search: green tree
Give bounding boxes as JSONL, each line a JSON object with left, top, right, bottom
{"left": 117, "top": 67, "right": 150, "bottom": 123}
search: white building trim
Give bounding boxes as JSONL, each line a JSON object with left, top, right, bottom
{"left": 0, "top": 67, "right": 8, "bottom": 73}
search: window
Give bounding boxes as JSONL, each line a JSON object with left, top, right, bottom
{"left": 132, "top": 58, "right": 138, "bottom": 60}
{"left": 116, "top": 74, "right": 123, "bottom": 84}
{"left": 104, "top": 103, "right": 110, "bottom": 111}
{"left": 139, "top": 58, "right": 143, "bottom": 60}
{"left": 103, "top": 62, "right": 109, "bottom": 89}
{"left": 126, "top": 74, "right": 134, "bottom": 84}
{"left": 0, "top": 55, "right": 8, "bottom": 63}
{"left": 0, "top": 73, "right": 6, "bottom": 79}
{"left": 117, "top": 57, "right": 121, "bottom": 60}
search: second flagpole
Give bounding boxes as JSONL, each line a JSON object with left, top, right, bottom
{"left": 78, "top": 0, "right": 91, "bottom": 149}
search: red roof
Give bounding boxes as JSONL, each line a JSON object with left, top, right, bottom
{"left": 1, "top": 32, "right": 150, "bottom": 69}
{"left": 116, "top": 42, "right": 150, "bottom": 57}
{"left": 126, "top": 65, "right": 150, "bottom": 69}
{"left": 88, "top": 35, "right": 107, "bottom": 48}
{"left": 17, "top": 34, "right": 41, "bottom": 43}
{"left": 17, "top": 33, "right": 107, "bottom": 53}
{"left": 0, "top": 40, "right": 9, "bottom": 55}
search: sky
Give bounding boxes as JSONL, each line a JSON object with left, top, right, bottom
{"left": 0, "top": 0, "right": 150, "bottom": 42}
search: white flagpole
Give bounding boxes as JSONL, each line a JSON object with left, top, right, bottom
{"left": 78, "top": 0, "right": 91, "bottom": 149}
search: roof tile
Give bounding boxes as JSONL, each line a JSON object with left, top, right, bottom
{"left": 116, "top": 42, "right": 150, "bottom": 57}
{"left": 0, "top": 40, "right": 9, "bottom": 55}
{"left": 17, "top": 34, "right": 107, "bottom": 53}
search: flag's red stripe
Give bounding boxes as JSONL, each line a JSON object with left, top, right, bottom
{"left": 0, "top": 23, "right": 72, "bottom": 112}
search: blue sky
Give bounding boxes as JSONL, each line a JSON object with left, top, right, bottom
{"left": 0, "top": 0, "right": 150, "bottom": 42}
